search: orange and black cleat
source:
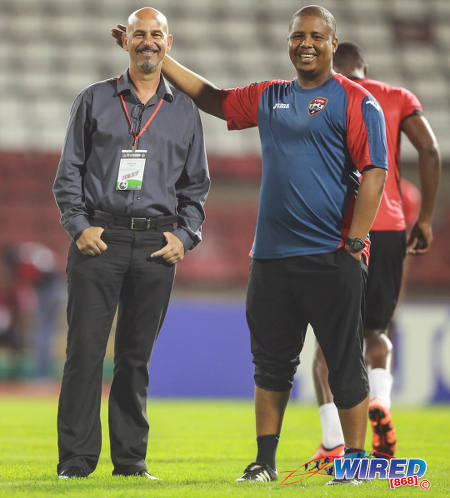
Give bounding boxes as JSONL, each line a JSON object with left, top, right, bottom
{"left": 369, "top": 397, "right": 397, "bottom": 457}
{"left": 311, "top": 443, "right": 345, "bottom": 460}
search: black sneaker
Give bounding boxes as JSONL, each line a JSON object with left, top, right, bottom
{"left": 58, "top": 467, "right": 89, "bottom": 479}
{"left": 236, "top": 462, "right": 278, "bottom": 482}
{"left": 327, "top": 477, "right": 362, "bottom": 485}
{"left": 112, "top": 469, "right": 159, "bottom": 479}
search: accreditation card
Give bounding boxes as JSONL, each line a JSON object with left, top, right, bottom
{"left": 116, "top": 150, "right": 147, "bottom": 191}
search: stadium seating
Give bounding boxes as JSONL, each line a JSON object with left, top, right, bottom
{"left": 0, "top": 0, "right": 448, "bottom": 158}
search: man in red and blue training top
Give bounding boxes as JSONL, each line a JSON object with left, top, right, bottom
{"left": 113, "top": 5, "right": 388, "bottom": 485}
{"left": 311, "top": 42, "right": 441, "bottom": 460}
{"left": 162, "top": 6, "right": 388, "bottom": 485}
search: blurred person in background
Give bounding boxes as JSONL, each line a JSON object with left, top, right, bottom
{"left": 8, "top": 243, "right": 64, "bottom": 380}
{"left": 0, "top": 247, "right": 36, "bottom": 380}
{"left": 310, "top": 42, "right": 441, "bottom": 461}
{"left": 53, "top": 7, "right": 209, "bottom": 480}
{"left": 114, "top": 5, "right": 388, "bottom": 485}
{"left": 400, "top": 178, "right": 421, "bottom": 230}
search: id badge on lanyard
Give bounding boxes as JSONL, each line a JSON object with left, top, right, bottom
{"left": 116, "top": 150, "right": 147, "bottom": 191}
{"left": 116, "top": 79, "right": 164, "bottom": 191}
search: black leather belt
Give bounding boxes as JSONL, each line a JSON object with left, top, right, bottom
{"left": 91, "top": 210, "right": 178, "bottom": 231}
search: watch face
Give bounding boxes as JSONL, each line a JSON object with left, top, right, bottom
{"left": 351, "top": 239, "right": 365, "bottom": 251}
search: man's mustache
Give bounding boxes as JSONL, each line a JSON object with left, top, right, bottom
{"left": 136, "top": 45, "right": 160, "bottom": 54}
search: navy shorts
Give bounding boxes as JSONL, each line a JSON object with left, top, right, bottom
{"left": 246, "top": 248, "right": 369, "bottom": 409}
{"left": 365, "top": 230, "right": 406, "bottom": 331}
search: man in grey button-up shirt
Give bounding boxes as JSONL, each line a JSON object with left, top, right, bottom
{"left": 53, "top": 34, "right": 208, "bottom": 254}
{"left": 53, "top": 7, "right": 209, "bottom": 480}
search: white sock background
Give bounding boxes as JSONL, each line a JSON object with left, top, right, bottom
{"left": 319, "top": 402, "right": 344, "bottom": 449}
{"left": 369, "top": 368, "right": 393, "bottom": 409}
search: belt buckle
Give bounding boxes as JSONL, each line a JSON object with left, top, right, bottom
{"left": 130, "top": 217, "right": 150, "bottom": 230}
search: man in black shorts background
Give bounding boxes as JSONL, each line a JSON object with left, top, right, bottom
{"left": 311, "top": 42, "right": 441, "bottom": 460}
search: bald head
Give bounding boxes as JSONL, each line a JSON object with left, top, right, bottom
{"left": 289, "top": 5, "right": 336, "bottom": 38}
{"left": 124, "top": 7, "right": 172, "bottom": 76}
{"left": 127, "top": 7, "right": 169, "bottom": 34}
{"left": 334, "top": 42, "right": 368, "bottom": 79}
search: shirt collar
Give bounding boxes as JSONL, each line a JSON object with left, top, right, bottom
{"left": 116, "top": 69, "right": 173, "bottom": 103}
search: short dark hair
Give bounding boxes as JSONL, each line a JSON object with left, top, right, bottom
{"left": 289, "top": 5, "right": 337, "bottom": 38}
{"left": 334, "top": 42, "right": 366, "bottom": 70}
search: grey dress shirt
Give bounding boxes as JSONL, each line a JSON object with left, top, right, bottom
{"left": 53, "top": 69, "right": 210, "bottom": 251}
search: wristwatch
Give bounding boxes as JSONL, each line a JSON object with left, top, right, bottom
{"left": 345, "top": 237, "right": 365, "bottom": 253}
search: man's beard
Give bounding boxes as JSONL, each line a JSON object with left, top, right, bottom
{"left": 137, "top": 59, "right": 158, "bottom": 74}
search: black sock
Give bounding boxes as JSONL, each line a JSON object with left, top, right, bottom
{"left": 344, "top": 447, "right": 365, "bottom": 458}
{"left": 256, "top": 434, "right": 279, "bottom": 470}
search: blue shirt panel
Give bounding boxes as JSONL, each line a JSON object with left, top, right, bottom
{"left": 254, "top": 78, "right": 357, "bottom": 258}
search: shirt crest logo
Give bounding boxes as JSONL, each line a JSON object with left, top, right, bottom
{"left": 308, "top": 97, "right": 328, "bottom": 116}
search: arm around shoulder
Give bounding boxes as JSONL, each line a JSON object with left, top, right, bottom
{"left": 162, "top": 55, "right": 225, "bottom": 119}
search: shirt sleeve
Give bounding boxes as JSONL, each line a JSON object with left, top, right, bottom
{"left": 399, "top": 87, "right": 423, "bottom": 122}
{"left": 52, "top": 90, "right": 92, "bottom": 239}
{"left": 346, "top": 91, "right": 388, "bottom": 172}
{"left": 173, "top": 102, "right": 211, "bottom": 251}
{"left": 219, "top": 81, "right": 278, "bottom": 130}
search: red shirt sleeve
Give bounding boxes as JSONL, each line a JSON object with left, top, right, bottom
{"left": 219, "top": 81, "right": 282, "bottom": 130}
{"left": 398, "top": 87, "right": 423, "bottom": 122}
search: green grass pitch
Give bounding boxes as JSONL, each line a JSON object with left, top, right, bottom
{"left": 0, "top": 397, "right": 449, "bottom": 497}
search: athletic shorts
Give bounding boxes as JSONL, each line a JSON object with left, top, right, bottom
{"left": 365, "top": 230, "right": 406, "bottom": 331}
{"left": 246, "top": 248, "right": 369, "bottom": 409}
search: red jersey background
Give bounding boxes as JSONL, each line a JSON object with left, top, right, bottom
{"left": 357, "top": 79, "right": 422, "bottom": 231}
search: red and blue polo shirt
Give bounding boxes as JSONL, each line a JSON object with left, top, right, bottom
{"left": 220, "top": 74, "right": 388, "bottom": 259}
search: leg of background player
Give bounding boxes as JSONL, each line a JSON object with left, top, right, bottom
{"left": 313, "top": 342, "right": 333, "bottom": 406}
{"left": 365, "top": 328, "right": 393, "bottom": 408}
{"left": 366, "top": 327, "right": 397, "bottom": 456}
{"left": 313, "top": 332, "right": 397, "bottom": 458}
{"left": 363, "top": 231, "right": 405, "bottom": 457}
{"left": 312, "top": 349, "right": 369, "bottom": 455}
{"left": 311, "top": 343, "right": 344, "bottom": 459}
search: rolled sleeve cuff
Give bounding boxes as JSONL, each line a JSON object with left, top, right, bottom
{"left": 173, "top": 227, "right": 196, "bottom": 252}
{"left": 63, "top": 215, "right": 91, "bottom": 240}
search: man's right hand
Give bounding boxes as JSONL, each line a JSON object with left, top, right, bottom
{"left": 406, "top": 220, "right": 433, "bottom": 255}
{"left": 111, "top": 24, "right": 126, "bottom": 48}
{"left": 75, "top": 226, "right": 108, "bottom": 256}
